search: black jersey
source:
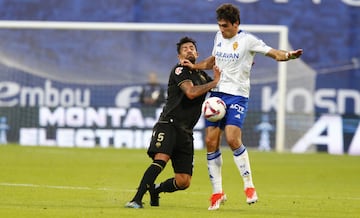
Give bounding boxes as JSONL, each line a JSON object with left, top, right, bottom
{"left": 159, "top": 64, "right": 213, "bottom": 131}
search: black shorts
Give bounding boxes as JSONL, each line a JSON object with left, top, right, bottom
{"left": 147, "top": 120, "right": 194, "bottom": 175}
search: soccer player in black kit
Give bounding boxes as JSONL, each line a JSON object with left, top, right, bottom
{"left": 125, "top": 36, "right": 221, "bottom": 208}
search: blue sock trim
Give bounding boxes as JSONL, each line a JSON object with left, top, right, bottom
{"left": 233, "top": 145, "right": 246, "bottom": 156}
{"left": 207, "top": 149, "right": 221, "bottom": 160}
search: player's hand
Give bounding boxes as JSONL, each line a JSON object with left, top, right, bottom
{"left": 180, "top": 59, "right": 194, "bottom": 69}
{"left": 212, "top": 65, "right": 221, "bottom": 82}
{"left": 287, "top": 49, "right": 303, "bottom": 59}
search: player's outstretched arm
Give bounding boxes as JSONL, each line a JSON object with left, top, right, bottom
{"left": 266, "top": 48, "right": 303, "bottom": 61}
{"left": 181, "top": 56, "right": 215, "bottom": 70}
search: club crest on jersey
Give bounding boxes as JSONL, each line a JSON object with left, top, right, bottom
{"left": 175, "top": 67, "right": 183, "bottom": 75}
{"left": 233, "top": 42, "right": 238, "bottom": 51}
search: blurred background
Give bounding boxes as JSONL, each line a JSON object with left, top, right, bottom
{"left": 0, "top": 0, "right": 359, "bottom": 155}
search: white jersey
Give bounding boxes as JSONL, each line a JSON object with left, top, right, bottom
{"left": 211, "top": 30, "right": 272, "bottom": 97}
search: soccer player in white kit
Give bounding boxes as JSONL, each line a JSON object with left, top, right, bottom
{"left": 182, "top": 3, "right": 303, "bottom": 210}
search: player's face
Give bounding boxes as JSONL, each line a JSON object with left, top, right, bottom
{"left": 217, "top": 19, "right": 239, "bottom": 39}
{"left": 178, "top": 42, "right": 198, "bottom": 64}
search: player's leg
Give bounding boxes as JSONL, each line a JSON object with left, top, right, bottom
{"left": 152, "top": 173, "right": 191, "bottom": 193}
{"left": 125, "top": 153, "right": 169, "bottom": 208}
{"left": 125, "top": 123, "right": 174, "bottom": 208}
{"left": 205, "top": 126, "right": 226, "bottom": 210}
{"left": 224, "top": 95, "right": 257, "bottom": 204}
{"left": 225, "top": 125, "right": 258, "bottom": 204}
{"left": 149, "top": 129, "right": 193, "bottom": 206}
{"left": 149, "top": 173, "right": 191, "bottom": 206}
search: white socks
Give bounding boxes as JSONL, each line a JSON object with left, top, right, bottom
{"left": 207, "top": 145, "right": 255, "bottom": 193}
{"left": 233, "top": 145, "right": 254, "bottom": 189}
{"left": 207, "top": 150, "right": 223, "bottom": 194}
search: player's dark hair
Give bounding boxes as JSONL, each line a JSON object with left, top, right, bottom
{"left": 176, "top": 36, "right": 197, "bottom": 54}
{"left": 216, "top": 3, "right": 240, "bottom": 25}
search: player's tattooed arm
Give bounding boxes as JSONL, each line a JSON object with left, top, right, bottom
{"left": 180, "top": 65, "right": 221, "bottom": 100}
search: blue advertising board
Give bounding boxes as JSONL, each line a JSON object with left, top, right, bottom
{"left": 0, "top": 0, "right": 359, "bottom": 154}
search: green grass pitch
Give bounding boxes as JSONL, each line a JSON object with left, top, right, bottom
{"left": 0, "top": 144, "right": 359, "bottom": 218}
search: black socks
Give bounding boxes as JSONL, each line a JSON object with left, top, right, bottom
{"left": 132, "top": 159, "right": 166, "bottom": 202}
{"left": 156, "top": 178, "right": 179, "bottom": 193}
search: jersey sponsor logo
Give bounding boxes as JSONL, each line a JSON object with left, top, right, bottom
{"left": 230, "top": 103, "right": 245, "bottom": 113}
{"left": 214, "top": 51, "right": 240, "bottom": 60}
{"left": 233, "top": 42, "right": 238, "bottom": 51}
{"left": 175, "top": 67, "right": 183, "bottom": 75}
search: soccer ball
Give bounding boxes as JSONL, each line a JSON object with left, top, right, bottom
{"left": 202, "top": 97, "right": 226, "bottom": 122}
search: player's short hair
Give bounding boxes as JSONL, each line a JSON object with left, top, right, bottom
{"left": 176, "top": 36, "right": 197, "bottom": 54}
{"left": 216, "top": 3, "right": 241, "bottom": 24}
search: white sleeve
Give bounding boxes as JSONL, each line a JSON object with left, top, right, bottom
{"left": 211, "top": 31, "right": 221, "bottom": 56}
{"left": 248, "top": 34, "right": 272, "bottom": 55}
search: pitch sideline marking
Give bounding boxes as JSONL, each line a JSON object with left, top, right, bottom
{"left": 1, "top": 182, "right": 359, "bottom": 201}
{"left": 0, "top": 182, "right": 118, "bottom": 191}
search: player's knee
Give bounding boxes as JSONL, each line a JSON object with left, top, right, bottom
{"left": 226, "top": 137, "right": 241, "bottom": 148}
{"left": 176, "top": 179, "right": 191, "bottom": 190}
{"left": 205, "top": 137, "right": 217, "bottom": 149}
{"left": 175, "top": 175, "right": 191, "bottom": 190}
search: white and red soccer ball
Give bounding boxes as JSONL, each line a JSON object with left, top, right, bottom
{"left": 201, "top": 97, "right": 226, "bottom": 122}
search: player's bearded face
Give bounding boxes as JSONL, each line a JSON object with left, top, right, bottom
{"left": 185, "top": 53, "right": 196, "bottom": 64}
{"left": 179, "top": 42, "right": 198, "bottom": 64}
